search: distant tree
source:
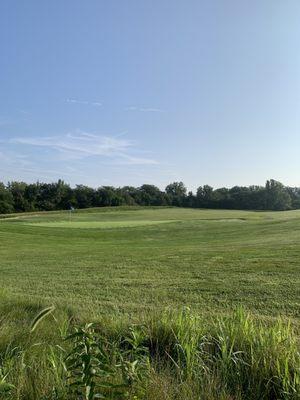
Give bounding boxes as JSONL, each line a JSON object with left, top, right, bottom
{"left": 265, "top": 179, "right": 292, "bottom": 210}
{"left": 287, "top": 187, "right": 300, "bottom": 209}
{"left": 59, "top": 184, "right": 76, "bottom": 210}
{"left": 0, "top": 183, "right": 14, "bottom": 214}
{"left": 120, "top": 186, "right": 138, "bottom": 205}
{"left": 212, "top": 187, "right": 231, "bottom": 209}
{"left": 165, "top": 182, "right": 187, "bottom": 206}
{"left": 34, "top": 180, "right": 73, "bottom": 211}
{"left": 196, "top": 185, "right": 213, "bottom": 208}
{"left": 185, "top": 191, "right": 196, "bottom": 207}
{"left": 74, "top": 185, "right": 95, "bottom": 209}
{"left": 0, "top": 178, "right": 298, "bottom": 214}
{"left": 7, "top": 181, "right": 29, "bottom": 211}
{"left": 247, "top": 185, "right": 266, "bottom": 210}
{"left": 139, "top": 184, "right": 168, "bottom": 206}
{"left": 95, "top": 186, "right": 124, "bottom": 207}
{"left": 228, "top": 186, "right": 247, "bottom": 209}
{"left": 24, "top": 183, "right": 39, "bottom": 211}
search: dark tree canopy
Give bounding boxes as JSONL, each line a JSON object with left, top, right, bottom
{"left": 0, "top": 179, "right": 297, "bottom": 214}
{"left": 165, "top": 182, "right": 187, "bottom": 206}
{"left": 0, "top": 183, "right": 14, "bottom": 214}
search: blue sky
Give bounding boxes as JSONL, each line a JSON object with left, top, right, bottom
{"left": 0, "top": 1, "right": 300, "bottom": 190}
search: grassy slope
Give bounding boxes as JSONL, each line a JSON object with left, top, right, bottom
{"left": 0, "top": 206, "right": 300, "bottom": 320}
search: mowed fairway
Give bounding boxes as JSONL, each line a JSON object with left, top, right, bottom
{"left": 1, "top": 206, "right": 300, "bottom": 320}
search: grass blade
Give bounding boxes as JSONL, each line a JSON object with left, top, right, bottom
{"left": 30, "top": 305, "right": 55, "bottom": 332}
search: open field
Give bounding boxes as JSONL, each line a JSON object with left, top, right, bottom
{"left": 1, "top": 206, "right": 300, "bottom": 319}
{"left": 1, "top": 206, "right": 300, "bottom": 399}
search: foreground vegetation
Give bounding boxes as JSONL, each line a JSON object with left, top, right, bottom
{"left": 0, "top": 303, "right": 299, "bottom": 400}
{"left": 1, "top": 206, "right": 300, "bottom": 398}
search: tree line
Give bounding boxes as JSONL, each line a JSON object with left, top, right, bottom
{"left": 0, "top": 179, "right": 299, "bottom": 214}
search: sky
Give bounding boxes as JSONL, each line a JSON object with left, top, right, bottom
{"left": 0, "top": 1, "right": 300, "bottom": 191}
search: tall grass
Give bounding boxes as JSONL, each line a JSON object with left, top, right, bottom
{"left": 0, "top": 305, "right": 299, "bottom": 399}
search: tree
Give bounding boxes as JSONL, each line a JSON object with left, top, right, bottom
{"left": 265, "top": 179, "right": 292, "bottom": 210}
{"left": 165, "top": 182, "right": 187, "bottom": 206}
{"left": 287, "top": 187, "right": 300, "bottom": 209}
{"left": 0, "top": 183, "right": 14, "bottom": 214}
{"left": 35, "top": 180, "right": 72, "bottom": 210}
{"left": 212, "top": 187, "right": 231, "bottom": 209}
{"left": 24, "top": 183, "right": 39, "bottom": 211}
{"left": 74, "top": 185, "right": 95, "bottom": 209}
{"left": 7, "top": 181, "right": 29, "bottom": 211}
{"left": 120, "top": 186, "right": 138, "bottom": 205}
{"left": 95, "top": 186, "right": 124, "bottom": 207}
{"left": 0, "top": 178, "right": 298, "bottom": 214}
{"left": 196, "top": 185, "right": 213, "bottom": 208}
{"left": 185, "top": 191, "right": 196, "bottom": 207}
{"left": 139, "top": 184, "right": 168, "bottom": 206}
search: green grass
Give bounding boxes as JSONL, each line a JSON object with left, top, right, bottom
{"left": 1, "top": 206, "right": 300, "bottom": 399}
{"left": 0, "top": 305, "right": 299, "bottom": 400}
{"left": 26, "top": 219, "right": 179, "bottom": 229}
{"left": 1, "top": 206, "right": 300, "bottom": 319}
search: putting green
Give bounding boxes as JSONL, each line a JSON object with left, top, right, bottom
{"left": 26, "top": 219, "right": 178, "bottom": 229}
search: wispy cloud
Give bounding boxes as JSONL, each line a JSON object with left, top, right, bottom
{"left": 125, "top": 106, "right": 164, "bottom": 113}
{"left": 65, "top": 100, "right": 164, "bottom": 112}
{"left": 0, "top": 149, "right": 31, "bottom": 165}
{"left": 66, "top": 98, "right": 102, "bottom": 107}
{"left": 0, "top": 116, "right": 14, "bottom": 126}
{"left": 0, "top": 149, "right": 34, "bottom": 181}
{"left": 9, "top": 132, "right": 158, "bottom": 166}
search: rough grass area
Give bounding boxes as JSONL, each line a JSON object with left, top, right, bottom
{"left": 0, "top": 302, "right": 299, "bottom": 400}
